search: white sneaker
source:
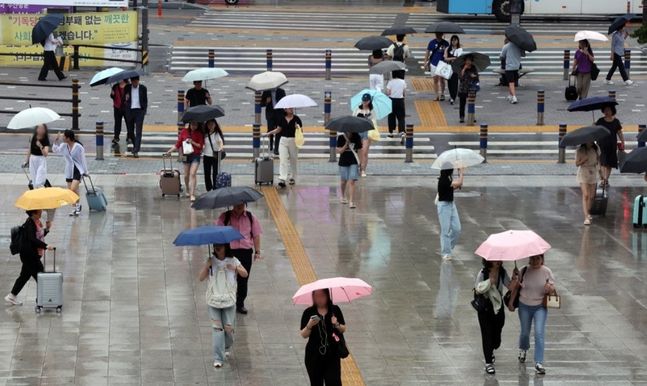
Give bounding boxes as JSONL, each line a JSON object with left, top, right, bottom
{"left": 213, "top": 361, "right": 222, "bottom": 368}
{"left": 606, "top": 80, "right": 614, "bottom": 85}
{"left": 361, "top": 171, "right": 367, "bottom": 178}
{"left": 505, "top": 95, "right": 512, "bottom": 101}
{"left": 535, "top": 362, "right": 546, "bottom": 375}
{"left": 442, "top": 255, "right": 452, "bottom": 261}
{"left": 625, "top": 80, "right": 634, "bottom": 86}
{"left": 4, "top": 294, "right": 20, "bottom": 306}
{"left": 511, "top": 96, "right": 518, "bottom": 104}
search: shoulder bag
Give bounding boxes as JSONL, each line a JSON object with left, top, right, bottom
{"left": 295, "top": 123, "right": 305, "bottom": 148}
{"left": 590, "top": 62, "right": 600, "bottom": 81}
{"left": 332, "top": 331, "right": 349, "bottom": 359}
{"left": 503, "top": 266, "right": 527, "bottom": 311}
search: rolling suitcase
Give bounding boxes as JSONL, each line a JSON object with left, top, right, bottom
{"left": 22, "top": 165, "right": 51, "bottom": 190}
{"left": 83, "top": 175, "right": 108, "bottom": 212}
{"left": 215, "top": 151, "right": 231, "bottom": 189}
{"left": 633, "top": 195, "right": 646, "bottom": 228}
{"left": 565, "top": 75, "right": 578, "bottom": 101}
{"left": 160, "top": 154, "right": 181, "bottom": 197}
{"left": 590, "top": 184, "right": 608, "bottom": 216}
{"left": 255, "top": 138, "right": 273, "bottom": 185}
{"left": 36, "top": 248, "right": 63, "bottom": 313}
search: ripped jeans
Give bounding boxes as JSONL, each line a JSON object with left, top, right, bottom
{"left": 208, "top": 305, "right": 236, "bottom": 362}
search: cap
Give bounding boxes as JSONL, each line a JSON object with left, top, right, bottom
{"left": 361, "top": 93, "right": 372, "bottom": 102}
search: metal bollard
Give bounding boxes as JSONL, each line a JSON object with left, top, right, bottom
{"left": 624, "top": 48, "right": 631, "bottom": 78}
{"left": 177, "top": 90, "right": 184, "bottom": 126}
{"left": 479, "top": 124, "right": 488, "bottom": 162}
{"left": 72, "top": 79, "right": 80, "bottom": 131}
{"left": 563, "top": 50, "right": 570, "bottom": 81}
{"left": 639, "top": 124, "right": 646, "bottom": 148}
{"left": 266, "top": 49, "right": 272, "bottom": 71}
{"left": 253, "top": 123, "right": 261, "bottom": 158}
{"left": 467, "top": 91, "right": 476, "bottom": 126}
{"left": 608, "top": 90, "right": 616, "bottom": 101}
{"left": 536, "top": 90, "right": 545, "bottom": 126}
{"left": 558, "top": 124, "right": 567, "bottom": 164}
{"left": 254, "top": 91, "right": 262, "bottom": 126}
{"left": 404, "top": 124, "right": 414, "bottom": 163}
{"left": 95, "top": 122, "right": 104, "bottom": 160}
{"left": 208, "top": 49, "right": 215, "bottom": 68}
{"left": 324, "top": 91, "right": 335, "bottom": 162}
{"left": 325, "top": 49, "right": 332, "bottom": 81}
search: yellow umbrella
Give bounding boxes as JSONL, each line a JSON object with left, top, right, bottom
{"left": 15, "top": 187, "right": 79, "bottom": 210}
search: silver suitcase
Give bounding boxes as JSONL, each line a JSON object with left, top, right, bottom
{"left": 36, "top": 248, "right": 63, "bottom": 313}
{"left": 255, "top": 137, "right": 274, "bottom": 185}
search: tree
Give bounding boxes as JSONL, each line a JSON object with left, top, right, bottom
{"left": 632, "top": 0, "right": 647, "bottom": 43}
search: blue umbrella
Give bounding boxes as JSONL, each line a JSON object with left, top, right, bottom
{"left": 173, "top": 225, "right": 243, "bottom": 246}
{"left": 32, "top": 14, "right": 63, "bottom": 45}
{"left": 349, "top": 89, "right": 392, "bottom": 120}
{"left": 567, "top": 96, "right": 617, "bottom": 112}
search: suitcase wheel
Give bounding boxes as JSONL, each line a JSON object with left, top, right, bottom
{"left": 162, "top": 194, "right": 165, "bottom": 197}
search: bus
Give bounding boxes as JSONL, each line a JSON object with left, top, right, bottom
{"left": 436, "top": 0, "right": 644, "bottom": 22}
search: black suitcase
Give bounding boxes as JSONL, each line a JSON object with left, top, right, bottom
{"left": 590, "top": 184, "right": 608, "bottom": 216}
{"left": 565, "top": 76, "right": 578, "bottom": 101}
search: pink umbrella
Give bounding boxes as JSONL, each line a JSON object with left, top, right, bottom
{"left": 475, "top": 230, "right": 551, "bottom": 261}
{"left": 292, "top": 277, "right": 372, "bottom": 305}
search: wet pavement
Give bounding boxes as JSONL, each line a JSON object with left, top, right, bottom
{"left": 1, "top": 173, "right": 647, "bottom": 385}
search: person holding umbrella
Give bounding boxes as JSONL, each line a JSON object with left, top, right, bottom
{"left": 184, "top": 80, "right": 212, "bottom": 110}
{"left": 501, "top": 37, "right": 523, "bottom": 104}
{"left": 606, "top": 22, "right": 633, "bottom": 86}
{"left": 202, "top": 119, "right": 225, "bottom": 192}
{"left": 596, "top": 105, "right": 625, "bottom": 187}
{"left": 572, "top": 39, "right": 595, "bottom": 99}
{"left": 165, "top": 121, "right": 204, "bottom": 202}
{"left": 443, "top": 35, "right": 463, "bottom": 105}
{"left": 436, "top": 168, "right": 464, "bottom": 260}
{"left": 425, "top": 33, "right": 450, "bottom": 101}
{"left": 261, "top": 87, "right": 286, "bottom": 156}
{"left": 265, "top": 107, "right": 303, "bottom": 188}
{"left": 386, "top": 70, "right": 406, "bottom": 142}
{"left": 457, "top": 55, "right": 479, "bottom": 124}
{"left": 110, "top": 79, "right": 129, "bottom": 146}
{"left": 37, "top": 33, "right": 66, "bottom": 82}
{"left": 337, "top": 131, "right": 362, "bottom": 209}
{"left": 353, "top": 93, "right": 378, "bottom": 177}
{"left": 576, "top": 141, "right": 600, "bottom": 225}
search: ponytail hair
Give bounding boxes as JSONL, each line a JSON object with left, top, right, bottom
{"left": 63, "top": 129, "right": 82, "bottom": 146}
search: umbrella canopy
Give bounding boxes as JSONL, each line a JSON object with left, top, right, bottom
{"left": 475, "top": 230, "right": 552, "bottom": 262}
{"left": 173, "top": 225, "right": 243, "bottom": 247}
{"left": 620, "top": 147, "right": 647, "bottom": 173}
{"left": 608, "top": 15, "right": 631, "bottom": 34}
{"left": 369, "top": 60, "right": 406, "bottom": 75}
{"left": 354, "top": 36, "right": 393, "bottom": 51}
{"left": 432, "top": 148, "right": 485, "bottom": 170}
{"left": 246, "top": 71, "right": 288, "bottom": 91}
{"left": 15, "top": 187, "right": 79, "bottom": 210}
{"left": 349, "top": 89, "right": 392, "bottom": 120}
{"left": 425, "top": 21, "right": 465, "bottom": 34}
{"left": 567, "top": 96, "right": 617, "bottom": 112}
{"left": 192, "top": 186, "right": 264, "bottom": 210}
{"left": 574, "top": 31, "right": 608, "bottom": 42}
{"left": 559, "top": 125, "right": 610, "bottom": 147}
{"left": 504, "top": 25, "right": 537, "bottom": 52}
{"left": 31, "top": 14, "right": 63, "bottom": 45}
{"left": 181, "top": 104, "right": 225, "bottom": 123}
{"left": 106, "top": 69, "right": 142, "bottom": 84}
{"left": 325, "top": 116, "right": 374, "bottom": 133}
{"left": 450, "top": 52, "right": 491, "bottom": 72}
{"left": 7, "top": 107, "right": 61, "bottom": 130}
{"left": 381, "top": 26, "right": 416, "bottom": 36}
{"left": 638, "top": 129, "right": 647, "bottom": 143}
{"left": 182, "top": 68, "right": 229, "bottom": 82}
{"left": 274, "top": 94, "right": 317, "bottom": 109}
{"left": 292, "top": 277, "right": 372, "bottom": 305}
{"left": 90, "top": 67, "right": 124, "bottom": 87}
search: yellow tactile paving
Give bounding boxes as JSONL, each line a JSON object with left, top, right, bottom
{"left": 415, "top": 100, "right": 448, "bottom": 128}
{"left": 411, "top": 77, "right": 435, "bottom": 92}
{"left": 262, "top": 187, "right": 366, "bottom": 386}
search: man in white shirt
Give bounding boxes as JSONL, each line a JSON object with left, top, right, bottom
{"left": 124, "top": 76, "right": 148, "bottom": 158}
{"left": 386, "top": 35, "right": 411, "bottom": 63}
{"left": 386, "top": 71, "right": 406, "bottom": 142}
{"left": 38, "top": 33, "right": 66, "bottom": 81}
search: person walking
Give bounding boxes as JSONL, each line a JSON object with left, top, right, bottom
{"left": 596, "top": 105, "right": 624, "bottom": 187}
{"left": 606, "top": 23, "right": 633, "bottom": 86}
{"left": 216, "top": 203, "right": 263, "bottom": 315}
{"left": 336, "top": 132, "right": 362, "bottom": 209}
{"left": 52, "top": 130, "right": 88, "bottom": 217}
{"left": 444, "top": 35, "right": 463, "bottom": 105}
{"left": 300, "top": 288, "right": 346, "bottom": 386}
{"left": 124, "top": 76, "right": 148, "bottom": 158}
{"left": 353, "top": 94, "right": 378, "bottom": 177}
{"left": 368, "top": 49, "right": 385, "bottom": 91}
{"left": 425, "top": 33, "right": 449, "bottom": 101}
{"left": 501, "top": 37, "right": 522, "bottom": 104}
{"left": 266, "top": 108, "right": 302, "bottom": 188}
{"left": 386, "top": 34, "right": 410, "bottom": 80}
{"left": 23, "top": 124, "right": 54, "bottom": 229}
{"left": 37, "top": 33, "right": 66, "bottom": 82}
{"left": 436, "top": 168, "right": 463, "bottom": 260}
{"left": 165, "top": 122, "right": 204, "bottom": 202}
{"left": 184, "top": 80, "right": 212, "bottom": 110}
{"left": 261, "top": 87, "right": 286, "bottom": 155}
{"left": 572, "top": 39, "right": 595, "bottom": 99}
{"left": 457, "top": 55, "right": 479, "bottom": 124}
{"left": 198, "top": 243, "right": 248, "bottom": 368}
{"left": 110, "top": 79, "right": 128, "bottom": 146}
{"left": 5, "top": 210, "right": 54, "bottom": 306}
{"left": 202, "top": 119, "right": 225, "bottom": 192}
{"left": 576, "top": 142, "right": 599, "bottom": 225}
{"left": 512, "top": 254, "right": 556, "bottom": 375}
{"left": 386, "top": 70, "right": 406, "bottom": 143}
{"left": 474, "top": 259, "right": 516, "bottom": 374}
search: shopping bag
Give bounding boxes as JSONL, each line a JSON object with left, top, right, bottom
{"left": 295, "top": 124, "right": 305, "bottom": 148}
{"left": 434, "top": 61, "right": 453, "bottom": 80}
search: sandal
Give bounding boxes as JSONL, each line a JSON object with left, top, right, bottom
{"left": 349, "top": 202, "right": 356, "bottom": 209}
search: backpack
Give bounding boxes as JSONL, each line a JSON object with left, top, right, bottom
{"left": 392, "top": 43, "right": 406, "bottom": 62}
{"left": 10, "top": 225, "right": 24, "bottom": 255}
{"left": 224, "top": 210, "right": 254, "bottom": 239}
{"left": 206, "top": 265, "right": 237, "bottom": 309}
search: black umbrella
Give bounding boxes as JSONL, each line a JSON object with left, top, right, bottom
{"left": 450, "top": 52, "right": 491, "bottom": 72}
{"left": 192, "top": 186, "right": 263, "bottom": 210}
{"left": 559, "top": 125, "right": 610, "bottom": 147}
{"left": 620, "top": 147, "right": 647, "bottom": 173}
{"left": 638, "top": 129, "right": 647, "bottom": 143}
{"left": 567, "top": 96, "right": 618, "bottom": 112}
{"left": 182, "top": 104, "right": 225, "bottom": 123}
{"left": 424, "top": 22, "right": 465, "bottom": 34}
{"left": 32, "top": 14, "right": 64, "bottom": 45}
{"left": 354, "top": 36, "right": 393, "bottom": 51}
{"left": 608, "top": 15, "right": 632, "bottom": 34}
{"left": 504, "top": 25, "right": 537, "bottom": 52}
{"left": 326, "top": 116, "right": 374, "bottom": 133}
{"left": 381, "top": 27, "right": 416, "bottom": 36}
{"left": 106, "top": 69, "right": 142, "bottom": 84}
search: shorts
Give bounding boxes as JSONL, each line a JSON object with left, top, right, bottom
{"left": 65, "top": 166, "right": 81, "bottom": 183}
{"left": 339, "top": 165, "right": 359, "bottom": 181}
{"left": 183, "top": 154, "right": 201, "bottom": 165}
{"left": 358, "top": 130, "right": 369, "bottom": 140}
{"left": 430, "top": 65, "right": 437, "bottom": 76}
{"left": 505, "top": 70, "right": 519, "bottom": 84}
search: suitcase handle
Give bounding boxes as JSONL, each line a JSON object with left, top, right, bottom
{"left": 162, "top": 152, "right": 174, "bottom": 171}
{"left": 81, "top": 174, "right": 97, "bottom": 194}
{"left": 43, "top": 247, "right": 56, "bottom": 273}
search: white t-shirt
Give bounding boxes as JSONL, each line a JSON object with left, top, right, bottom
{"left": 203, "top": 132, "right": 224, "bottom": 157}
{"left": 210, "top": 256, "right": 242, "bottom": 286}
{"left": 386, "top": 78, "right": 406, "bottom": 99}
{"left": 43, "top": 33, "right": 62, "bottom": 52}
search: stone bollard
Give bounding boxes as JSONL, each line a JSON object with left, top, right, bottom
{"left": 479, "top": 124, "right": 488, "bottom": 162}
{"left": 208, "top": 49, "right": 215, "bottom": 68}
{"left": 563, "top": 50, "right": 570, "bottom": 81}
{"left": 95, "top": 122, "right": 104, "bottom": 160}
{"left": 467, "top": 91, "right": 476, "bottom": 126}
{"left": 536, "top": 90, "right": 545, "bottom": 126}
{"left": 177, "top": 90, "right": 184, "bottom": 127}
{"left": 625, "top": 48, "right": 631, "bottom": 78}
{"left": 639, "top": 124, "right": 646, "bottom": 148}
{"left": 404, "top": 124, "right": 414, "bottom": 163}
{"left": 254, "top": 91, "right": 262, "bottom": 126}
{"left": 253, "top": 123, "right": 261, "bottom": 159}
{"left": 324, "top": 91, "right": 335, "bottom": 162}
{"left": 266, "top": 49, "right": 273, "bottom": 71}
{"left": 558, "top": 124, "right": 567, "bottom": 164}
{"left": 325, "top": 49, "right": 332, "bottom": 81}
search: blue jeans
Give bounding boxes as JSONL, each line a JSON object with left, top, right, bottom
{"left": 518, "top": 302, "right": 547, "bottom": 364}
{"left": 437, "top": 201, "right": 461, "bottom": 256}
{"left": 208, "top": 305, "right": 236, "bottom": 362}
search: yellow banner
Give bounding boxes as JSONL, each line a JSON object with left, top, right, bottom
{"left": 0, "top": 43, "right": 138, "bottom": 67}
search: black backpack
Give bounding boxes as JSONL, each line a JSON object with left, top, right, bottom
{"left": 10, "top": 225, "right": 24, "bottom": 255}
{"left": 392, "top": 44, "right": 405, "bottom": 62}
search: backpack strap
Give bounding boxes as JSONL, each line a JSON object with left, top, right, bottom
{"left": 224, "top": 210, "right": 254, "bottom": 240}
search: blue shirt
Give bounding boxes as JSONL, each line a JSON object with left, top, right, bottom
{"left": 612, "top": 32, "right": 625, "bottom": 57}
{"left": 427, "top": 39, "right": 449, "bottom": 66}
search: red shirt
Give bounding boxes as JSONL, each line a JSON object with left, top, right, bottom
{"left": 175, "top": 128, "right": 204, "bottom": 155}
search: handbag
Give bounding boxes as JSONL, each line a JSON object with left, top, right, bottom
{"left": 434, "top": 61, "right": 453, "bottom": 80}
{"left": 543, "top": 291, "right": 561, "bottom": 309}
{"left": 470, "top": 290, "right": 490, "bottom": 313}
{"left": 295, "top": 124, "right": 305, "bottom": 148}
{"left": 590, "top": 62, "right": 600, "bottom": 81}
{"left": 182, "top": 140, "right": 194, "bottom": 155}
{"left": 504, "top": 266, "right": 527, "bottom": 311}
{"left": 332, "top": 331, "right": 349, "bottom": 359}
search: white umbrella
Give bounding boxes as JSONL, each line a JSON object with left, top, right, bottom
{"left": 574, "top": 31, "right": 608, "bottom": 42}
{"left": 182, "top": 68, "right": 229, "bottom": 82}
{"left": 431, "top": 148, "right": 484, "bottom": 170}
{"left": 246, "top": 71, "right": 288, "bottom": 91}
{"left": 7, "top": 107, "right": 61, "bottom": 130}
{"left": 90, "top": 67, "right": 124, "bottom": 87}
{"left": 274, "top": 94, "right": 317, "bottom": 109}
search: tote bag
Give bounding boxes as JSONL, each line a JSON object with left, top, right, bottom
{"left": 434, "top": 61, "right": 453, "bottom": 80}
{"left": 182, "top": 140, "right": 194, "bottom": 155}
{"left": 295, "top": 124, "right": 305, "bottom": 148}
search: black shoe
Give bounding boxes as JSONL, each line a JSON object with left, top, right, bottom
{"left": 59, "top": 76, "right": 67, "bottom": 81}
{"left": 127, "top": 138, "right": 133, "bottom": 144}
{"left": 278, "top": 181, "right": 286, "bottom": 188}
{"left": 133, "top": 152, "right": 139, "bottom": 158}
{"left": 288, "top": 179, "right": 295, "bottom": 185}
{"left": 459, "top": 118, "right": 465, "bottom": 124}
{"left": 236, "top": 307, "right": 248, "bottom": 314}
{"left": 485, "top": 364, "right": 495, "bottom": 375}
{"left": 38, "top": 78, "right": 46, "bottom": 81}
{"left": 112, "top": 138, "right": 119, "bottom": 144}
{"left": 439, "top": 95, "right": 445, "bottom": 101}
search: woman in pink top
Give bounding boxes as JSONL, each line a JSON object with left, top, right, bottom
{"left": 165, "top": 121, "right": 205, "bottom": 202}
